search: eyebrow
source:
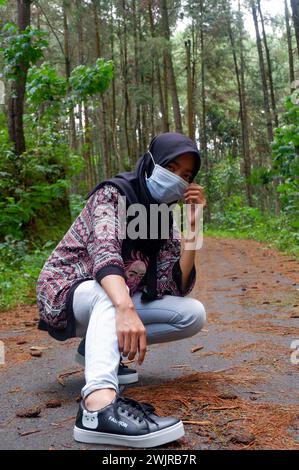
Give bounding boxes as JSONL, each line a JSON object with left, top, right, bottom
{"left": 168, "top": 160, "right": 193, "bottom": 173}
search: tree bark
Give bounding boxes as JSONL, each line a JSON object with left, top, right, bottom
{"left": 159, "top": 0, "right": 183, "bottom": 133}
{"left": 199, "top": 0, "right": 211, "bottom": 222}
{"left": 148, "top": 0, "right": 168, "bottom": 132}
{"left": 63, "top": 1, "right": 77, "bottom": 152}
{"left": 251, "top": 0, "right": 273, "bottom": 144}
{"left": 119, "top": 0, "right": 132, "bottom": 168}
{"left": 257, "top": 0, "right": 278, "bottom": 128}
{"left": 109, "top": 0, "right": 122, "bottom": 173}
{"left": 226, "top": 3, "right": 253, "bottom": 206}
{"left": 185, "top": 39, "right": 195, "bottom": 140}
{"left": 291, "top": 0, "right": 299, "bottom": 56}
{"left": 285, "top": 0, "right": 295, "bottom": 87}
{"left": 8, "top": 0, "right": 31, "bottom": 156}
{"left": 93, "top": 0, "right": 111, "bottom": 179}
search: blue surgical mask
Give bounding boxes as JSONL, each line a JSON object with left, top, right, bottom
{"left": 145, "top": 151, "right": 189, "bottom": 204}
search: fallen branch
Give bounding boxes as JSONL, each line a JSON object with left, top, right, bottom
{"left": 191, "top": 345, "right": 204, "bottom": 353}
{"left": 182, "top": 420, "right": 211, "bottom": 425}
{"left": 18, "top": 429, "right": 41, "bottom": 437}
{"left": 207, "top": 406, "right": 240, "bottom": 411}
{"left": 57, "top": 369, "right": 83, "bottom": 386}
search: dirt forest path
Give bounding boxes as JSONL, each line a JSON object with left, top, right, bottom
{"left": 0, "top": 236, "right": 298, "bottom": 450}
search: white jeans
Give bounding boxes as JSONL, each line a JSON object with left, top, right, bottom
{"left": 72, "top": 280, "right": 206, "bottom": 399}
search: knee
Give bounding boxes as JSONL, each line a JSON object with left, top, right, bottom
{"left": 181, "top": 298, "right": 206, "bottom": 335}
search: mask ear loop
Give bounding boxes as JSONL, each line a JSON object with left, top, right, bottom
{"left": 145, "top": 150, "right": 156, "bottom": 179}
{"left": 148, "top": 150, "right": 156, "bottom": 166}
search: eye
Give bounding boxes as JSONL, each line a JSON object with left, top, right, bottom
{"left": 166, "top": 164, "right": 176, "bottom": 172}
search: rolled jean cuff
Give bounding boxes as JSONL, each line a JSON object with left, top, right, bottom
{"left": 81, "top": 381, "right": 119, "bottom": 400}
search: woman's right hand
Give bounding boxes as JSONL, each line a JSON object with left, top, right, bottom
{"left": 100, "top": 274, "right": 147, "bottom": 365}
{"left": 115, "top": 304, "right": 147, "bottom": 365}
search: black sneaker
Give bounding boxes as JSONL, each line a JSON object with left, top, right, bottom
{"left": 73, "top": 394, "right": 184, "bottom": 448}
{"left": 75, "top": 338, "right": 139, "bottom": 385}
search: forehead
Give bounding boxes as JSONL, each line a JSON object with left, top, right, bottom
{"left": 169, "top": 153, "right": 196, "bottom": 171}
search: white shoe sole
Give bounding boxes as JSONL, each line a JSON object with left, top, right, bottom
{"left": 73, "top": 421, "right": 185, "bottom": 448}
{"left": 75, "top": 353, "right": 139, "bottom": 385}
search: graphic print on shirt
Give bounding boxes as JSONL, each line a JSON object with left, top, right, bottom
{"left": 123, "top": 249, "right": 149, "bottom": 292}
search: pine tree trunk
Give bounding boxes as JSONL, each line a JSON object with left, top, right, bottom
{"left": 76, "top": 0, "right": 94, "bottom": 189}
{"left": 159, "top": 0, "right": 183, "bottom": 133}
{"left": 163, "top": 53, "right": 170, "bottom": 132}
{"left": 148, "top": 0, "right": 168, "bottom": 132}
{"left": 285, "top": 0, "right": 295, "bottom": 88}
{"left": 120, "top": 0, "right": 132, "bottom": 167}
{"left": 132, "top": 0, "right": 139, "bottom": 161}
{"left": 291, "top": 0, "right": 299, "bottom": 56}
{"left": 93, "top": 0, "right": 111, "bottom": 179}
{"left": 251, "top": 0, "right": 273, "bottom": 144}
{"left": 227, "top": 3, "right": 253, "bottom": 206}
{"left": 109, "top": 0, "right": 122, "bottom": 173}
{"left": 199, "top": 0, "right": 211, "bottom": 222}
{"left": 8, "top": 0, "right": 31, "bottom": 156}
{"left": 63, "top": 1, "right": 77, "bottom": 152}
{"left": 257, "top": 0, "right": 278, "bottom": 128}
{"left": 185, "top": 39, "right": 195, "bottom": 140}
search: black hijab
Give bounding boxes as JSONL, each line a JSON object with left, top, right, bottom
{"left": 87, "top": 132, "right": 201, "bottom": 301}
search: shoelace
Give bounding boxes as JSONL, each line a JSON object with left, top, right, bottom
{"left": 113, "top": 396, "right": 158, "bottom": 431}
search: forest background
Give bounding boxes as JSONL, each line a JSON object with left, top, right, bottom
{"left": 0, "top": 0, "right": 298, "bottom": 310}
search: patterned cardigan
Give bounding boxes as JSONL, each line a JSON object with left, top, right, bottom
{"left": 36, "top": 184, "right": 196, "bottom": 340}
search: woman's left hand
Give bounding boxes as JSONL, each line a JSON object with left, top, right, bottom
{"left": 183, "top": 183, "right": 206, "bottom": 231}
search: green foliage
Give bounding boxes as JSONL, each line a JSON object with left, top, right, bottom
{"left": 0, "top": 236, "right": 55, "bottom": 310}
{"left": 69, "top": 193, "right": 87, "bottom": 220}
{"left": 0, "top": 131, "right": 84, "bottom": 240}
{"left": 204, "top": 156, "right": 245, "bottom": 211}
{"left": 272, "top": 96, "right": 299, "bottom": 216}
{"left": 69, "top": 58, "right": 114, "bottom": 101}
{"left": 0, "top": 23, "right": 48, "bottom": 80}
{"left": 206, "top": 211, "right": 299, "bottom": 258}
{"left": 210, "top": 194, "right": 263, "bottom": 231}
{"left": 26, "top": 62, "right": 67, "bottom": 108}
{"left": 272, "top": 97, "right": 299, "bottom": 180}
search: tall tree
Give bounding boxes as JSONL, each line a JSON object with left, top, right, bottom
{"left": 159, "top": 0, "right": 183, "bottom": 133}
{"left": 93, "top": 0, "right": 112, "bottom": 179}
{"left": 290, "top": 0, "right": 299, "bottom": 56}
{"left": 251, "top": 0, "right": 273, "bottom": 143}
{"left": 257, "top": 0, "right": 278, "bottom": 128}
{"left": 199, "top": 0, "right": 210, "bottom": 221}
{"left": 185, "top": 38, "right": 195, "bottom": 139}
{"left": 226, "top": 2, "right": 252, "bottom": 206}
{"left": 63, "top": 0, "right": 77, "bottom": 152}
{"left": 285, "top": 0, "right": 295, "bottom": 88}
{"left": 7, "top": 0, "right": 31, "bottom": 155}
{"left": 148, "top": 0, "right": 168, "bottom": 132}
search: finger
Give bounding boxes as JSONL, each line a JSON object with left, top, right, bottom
{"left": 184, "top": 193, "right": 204, "bottom": 201}
{"left": 187, "top": 183, "right": 202, "bottom": 189}
{"left": 184, "top": 192, "right": 206, "bottom": 201}
{"left": 123, "top": 332, "right": 131, "bottom": 357}
{"left": 184, "top": 189, "right": 205, "bottom": 196}
{"left": 128, "top": 333, "right": 138, "bottom": 361}
{"left": 137, "top": 333, "right": 147, "bottom": 365}
{"left": 118, "top": 332, "right": 124, "bottom": 354}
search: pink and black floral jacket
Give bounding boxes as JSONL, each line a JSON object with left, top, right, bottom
{"left": 36, "top": 184, "right": 196, "bottom": 340}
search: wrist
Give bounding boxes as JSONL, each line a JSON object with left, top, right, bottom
{"left": 115, "top": 300, "right": 135, "bottom": 313}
